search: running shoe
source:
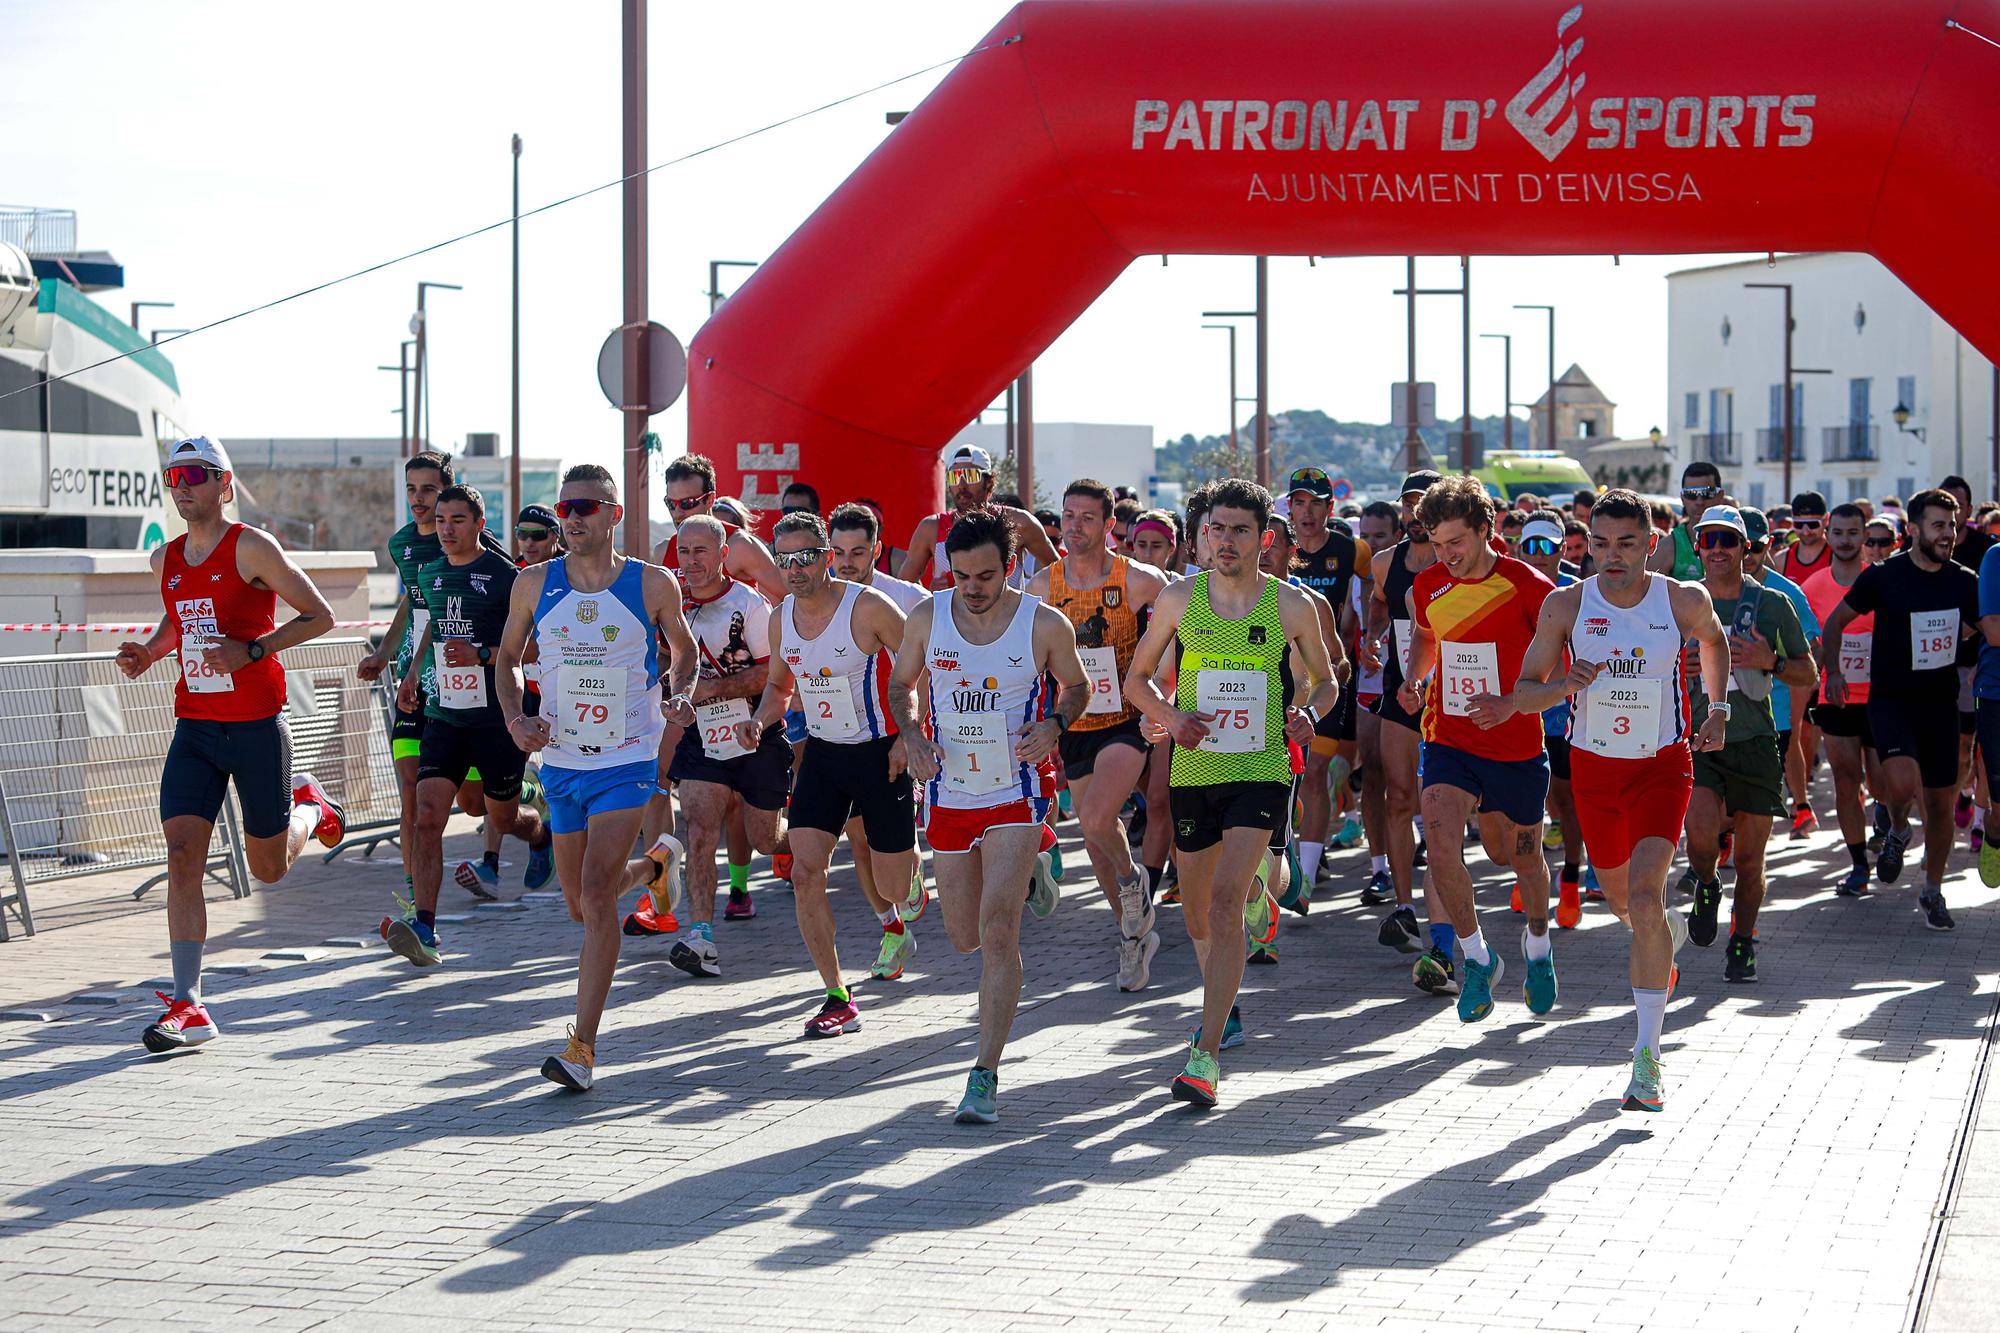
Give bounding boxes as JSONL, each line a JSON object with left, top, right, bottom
{"left": 1972, "top": 825, "right": 1985, "bottom": 857}
{"left": 1118, "top": 930, "right": 1160, "bottom": 992}
{"left": 621, "top": 896, "right": 680, "bottom": 936}
{"left": 1621, "top": 1046, "right": 1665, "bottom": 1113}
{"left": 384, "top": 914, "right": 441, "bottom": 967}
{"left": 871, "top": 926, "right": 916, "bottom": 980}
{"left": 141, "top": 991, "right": 218, "bottom": 1053}
{"left": 1279, "top": 844, "right": 1310, "bottom": 915}
{"left": 772, "top": 852, "right": 794, "bottom": 883}
{"left": 1543, "top": 821, "right": 1564, "bottom": 850}
{"left": 1244, "top": 882, "right": 1279, "bottom": 948}
{"left": 1413, "top": 838, "right": 1428, "bottom": 869}
{"left": 1046, "top": 840, "right": 1065, "bottom": 882}
{"left": 1025, "top": 848, "right": 1059, "bottom": 919}
{"left": 292, "top": 772, "right": 346, "bottom": 849}
{"left": 541, "top": 1024, "right": 594, "bottom": 1090}
{"left": 1157, "top": 862, "right": 1180, "bottom": 905}
{"left": 1719, "top": 829, "right": 1734, "bottom": 868}
{"left": 1878, "top": 829, "right": 1910, "bottom": 884}
{"left": 523, "top": 773, "right": 549, "bottom": 828}
{"left": 1171, "top": 1043, "right": 1220, "bottom": 1109}
{"left": 1058, "top": 787, "right": 1073, "bottom": 820}
{"left": 804, "top": 994, "right": 862, "bottom": 1038}
{"left": 1521, "top": 929, "right": 1557, "bottom": 1015}
{"left": 723, "top": 889, "right": 756, "bottom": 921}
{"left": 1724, "top": 934, "right": 1758, "bottom": 983}
{"left": 1457, "top": 951, "right": 1504, "bottom": 1023}
{"left": 524, "top": 839, "right": 554, "bottom": 891}
{"left": 1555, "top": 875, "right": 1582, "bottom": 930}
{"left": 1247, "top": 939, "right": 1279, "bottom": 965}
{"left": 1869, "top": 801, "right": 1891, "bottom": 853}
{"left": 1360, "top": 868, "right": 1394, "bottom": 906}
{"left": 1790, "top": 805, "right": 1819, "bottom": 839}
{"left": 1331, "top": 815, "right": 1363, "bottom": 850}
{"left": 669, "top": 932, "right": 721, "bottom": 978}
{"left": 1836, "top": 863, "right": 1871, "bottom": 898}
{"left": 906, "top": 863, "right": 928, "bottom": 920}
{"left": 1920, "top": 891, "right": 1957, "bottom": 932}
{"left": 1667, "top": 907, "right": 1689, "bottom": 956}
{"left": 1956, "top": 792, "right": 1975, "bottom": 830}
{"left": 1687, "top": 877, "right": 1722, "bottom": 948}
{"left": 1582, "top": 865, "right": 1604, "bottom": 901}
{"left": 1193, "top": 1005, "right": 1246, "bottom": 1051}
{"left": 1117, "top": 873, "right": 1155, "bottom": 940}
{"left": 1674, "top": 868, "right": 1698, "bottom": 898}
{"left": 1510, "top": 880, "right": 1524, "bottom": 914}
{"left": 453, "top": 857, "right": 500, "bottom": 900}
{"left": 648, "top": 834, "right": 686, "bottom": 917}
{"left": 955, "top": 1067, "right": 1000, "bottom": 1124}
{"left": 1378, "top": 905, "right": 1423, "bottom": 954}
{"left": 1413, "top": 946, "right": 1458, "bottom": 996}
{"left": 1981, "top": 836, "right": 2000, "bottom": 889}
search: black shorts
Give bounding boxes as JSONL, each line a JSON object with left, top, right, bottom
{"left": 418, "top": 717, "right": 528, "bottom": 801}
{"left": 1170, "top": 781, "right": 1292, "bottom": 853}
{"left": 1269, "top": 776, "right": 1299, "bottom": 852}
{"left": 1058, "top": 717, "right": 1148, "bottom": 779}
{"left": 1812, "top": 702, "right": 1874, "bottom": 745}
{"left": 789, "top": 735, "right": 915, "bottom": 852}
{"left": 1868, "top": 697, "right": 1961, "bottom": 790}
{"left": 1545, "top": 733, "right": 1571, "bottom": 783}
{"left": 392, "top": 700, "right": 426, "bottom": 754}
{"left": 668, "top": 724, "right": 792, "bottom": 811}
{"left": 1372, "top": 687, "right": 1421, "bottom": 734}
{"left": 1329, "top": 677, "right": 1357, "bottom": 742}
{"left": 161, "top": 714, "right": 294, "bottom": 839}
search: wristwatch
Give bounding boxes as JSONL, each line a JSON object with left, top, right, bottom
{"left": 1709, "top": 700, "right": 1733, "bottom": 719}
{"left": 1054, "top": 711, "right": 1072, "bottom": 733}
{"left": 1302, "top": 703, "right": 1321, "bottom": 727}
{"left": 246, "top": 639, "right": 266, "bottom": 663}
{"left": 476, "top": 645, "right": 493, "bottom": 666}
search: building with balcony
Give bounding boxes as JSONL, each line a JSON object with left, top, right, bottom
{"left": 1667, "top": 253, "right": 1997, "bottom": 510}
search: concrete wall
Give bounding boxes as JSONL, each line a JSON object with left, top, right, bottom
{"left": 234, "top": 465, "right": 395, "bottom": 555}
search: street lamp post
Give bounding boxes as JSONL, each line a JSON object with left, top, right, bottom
{"left": 1201, "top": 255, "right": 1270, "bottom": 488}
{"left": 707, "top": 260, "right": 758, "bottom": 315}
{"left": 1480, "top": 332, "right": 1513, "bottom": 451}
{"left": 149, "top": 328, "right": 190, "bottom": 346}
{"left": 411, "top": 281, "right": 462, "bottom": 457}
{"left": 511, "top": 133, "right": 523, "bottom": 554}
{"left": 1514, "top": 303, "right": 1556, "bottom": 453}
{"left": 1202, "top": 323, "right": 1257, "bottom": 452}
{"left": 1203, "top": 304, "right": 1263, "bottom": 477}
{"left": 377, "top": 339, "right": 415, "bottom": 456}
{"left": 1397, "top": 258, "right": 1474, "bottom": 473}
{"left": 620, "top": 0, "right": 650, "bottom": 558}
{"left": 129, "top": 300, "right": 173, "bottom": 334}
{"left": 1744, "top": 282, "right": 1833, "bottom": 499}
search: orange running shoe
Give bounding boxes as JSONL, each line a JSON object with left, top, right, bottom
{"left": 1555, "top": 877, "right": 1582, "bottom": 930}
{"left": 1510, "top": 880, "right": 1524, "bottom": 913}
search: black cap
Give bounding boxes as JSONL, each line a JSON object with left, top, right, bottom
{"left": 1399, "top": 470, "right": 1442, "bottom": 498}
{"left": 517, "top": 504, "right": 558, "bottom": 529}
{"left": 1286, "top": 466, "right": 1334, "bottom": 500}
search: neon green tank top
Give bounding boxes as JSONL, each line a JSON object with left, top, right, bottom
{"left": 1170, "top": 572, "right": 1294, "bottom": 786}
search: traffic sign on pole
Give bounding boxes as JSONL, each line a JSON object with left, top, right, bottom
{"left": 597, "top": 321, "right": 687, "bottom": 415}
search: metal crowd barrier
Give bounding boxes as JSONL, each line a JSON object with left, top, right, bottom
{"left": 0, "top": 637, "right": 399, "bottom": 940}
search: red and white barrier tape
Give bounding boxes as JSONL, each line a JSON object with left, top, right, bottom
{"left": 0, "top": 620, "right": 394, "bottom": 633}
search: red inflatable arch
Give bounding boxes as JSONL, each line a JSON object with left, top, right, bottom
{"left": 688, "top": 0, "right": 2000, "bottom": 539}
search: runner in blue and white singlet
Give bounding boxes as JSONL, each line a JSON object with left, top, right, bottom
{"left": 533, "top": 556, "right": 665, "bottom": 770}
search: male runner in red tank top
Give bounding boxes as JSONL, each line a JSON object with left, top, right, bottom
{"left": 115, "top": 438, "right": 345, "bottom": 1054}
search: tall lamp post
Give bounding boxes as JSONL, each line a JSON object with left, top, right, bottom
{"left": 1744, "top": 282, "right": 1832, "bottom": 500}
{"left": 130, "top": 300, "right": 173, "bottom": 334}
{"left": 511, "top": 133, "right": 523, "bottom": 553}
{"left": 1398, "top": 258, "right": 1474, "bottom": 472}
{"left": 1514, "top": 303, "right": 1556, "bottom": 453}
{"left": 619, "top": 0, "right": 650, "bottom": 558}
{"left": 378, "top": 339, "right": 415, "bottom": 455}
{"left": 1203, "top": 302, "right": 1264, "bottom": 480}
{"left": 411, "top": 281, "right": 462, "bottom": 456}
{"left": 1480, "top": 332, "right": 1514, "bottom": 451}
{"left": 706, "top": 260, "right": 759, "bottom": 315}
{"left": 1203, "top": 322, "right": 1258, "bottom": 452}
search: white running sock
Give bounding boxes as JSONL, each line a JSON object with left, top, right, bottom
{"left": 1633, "top": 986, "right": 1668, "bottom": 1055}
{"left": 876, "top": 906, "right": 900, "bottom": 928}
{"left": 1413, "top": 814, "right": 1427, "bottom": 839}
{"left": 1523, "top": 926, "right": 1552, "bottom": 960}
{"left": 1298, "top": 840, "right": 1325, "bottom": 883}
{"left": 1371, "top": 853, "right": 1388, "bottom": 873}
{"left": 1459, "top": 927, "right": 1491, "bottom": 967}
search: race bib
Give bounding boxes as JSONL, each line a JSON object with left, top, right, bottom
{"left": 1582, "top": 676, "right": 1663, "bottom": 759}
{"left": 796, "top": 671, "right": 860, "bottom": 739}
{"left": 1196, "top": 669, "right": 1268, "bottom": 753}
{"left": 1079, "top": 646, "right": 1123, "bottom": 715}
{"left": 434, "top": 644, "right": 489, "bottom": 711}
{"left": 1438, "top": 640, "right": 1499, "bottom": 717}
{"left": 697, "top": 697, "right": 752, "bottom": 760}
{"left": 180, "top": 637, "right": 234, "bottom": 694}
{"left": 556, "top": 666, "right": 625, "bottom": 749}
{"left": 407, "top": 609, "right": 430, "bottom": 661}
{"left": 1392, "top": 618, "right": 1414, "bottom": 676}
{"left": 1838, "top": 631, "right": 1872, "bottom": 685}
{"left": 936, "top": 712, "right": 1015, "bottom": 796}
{"left": 1911, "top": 609, "right": 1958, "bottom": 672}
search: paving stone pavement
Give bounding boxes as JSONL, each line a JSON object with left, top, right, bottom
{"left": 1, "top": 792, "right": 1997, "bottom": 1332}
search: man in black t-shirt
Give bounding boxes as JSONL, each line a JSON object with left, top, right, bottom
{"left": 1822, "top": 488, "right": 1979, "bottom": 930}
{"left": 1284, "top": 466, "right": 1367, "bottom": 892}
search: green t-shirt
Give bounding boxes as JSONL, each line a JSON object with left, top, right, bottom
{"left": 1689, "top": 580, "right": 1808, "bottom": 743}
{"left": 388, "top": 521, "right": 444, "bottom": 689}
{"left": 417, "top": 550, "right": 518, "bottom": 728}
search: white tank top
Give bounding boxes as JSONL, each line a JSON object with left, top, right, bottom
{"left": 865, "top": 570, "right": 930, "bottom": 615}
{"left": 533, "top": 556, "right": 665, "bottom": 772}
{"left": 924, "top": 588, "right": 1045, "bottom": 810}
{"left": 780, "top": 581, "right": 893, "bottom": 744}
{"left": 1566, "top": 573, "right": 1689, "bottom": 759}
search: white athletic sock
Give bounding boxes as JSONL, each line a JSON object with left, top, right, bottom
{"left": 1298, "top": 840, "right": 1325, "bottom": 883}
{"left": 1370, "top": 853, "right": 1388, "bottom": 873}
{"left": 1976, "top": 806, "right": 1988, "bottom": 833}
{"left": 876, "top": 906, "right": 900, "bottom": 928}
{"left": 1633, "top": 986, "right": 1668, "bottom": 1055}
{"left": 1413, "top": 814, "right": 1426, "bottom": 839}
{"left": 1523, "top": 926, "right": 1552, "bottom": 960}
{"left": 1459, "top": 927, "right": 1491, "bottom": 967}
{"left": 292, "top": 802, "right": 320, "bottom": 839}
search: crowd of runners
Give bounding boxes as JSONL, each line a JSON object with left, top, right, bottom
{"left": 125, "top": 436, "right": 2000, "bottom": 1121}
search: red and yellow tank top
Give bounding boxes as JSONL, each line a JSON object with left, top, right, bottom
{"left": 162, "top": 524, "right": 285, "bottom": 722}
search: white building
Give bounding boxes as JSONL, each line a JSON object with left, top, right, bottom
{"left": 1667, "top": 253, "right": 1997, "bottom": 510}
{"left": 945, "top": 421, "right": 1157, "bottom": 507}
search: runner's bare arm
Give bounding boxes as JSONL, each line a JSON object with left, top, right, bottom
{"left": 1005, "top": 506, "right": 1060, "bottom": 567}
{"left": 852, "top": 584, "right": 909, "bottom": 658}
{"left": 1673, "top": 580, "right": 1732, "bottom": 747}
{"left": 1124, "top": 579, "right": 1210, "bottom": 747}
{"left": 117, "top": 551, "right": 175, "bottom": 678}
{"left": 897, "top": 516, "right": 938, "bottom": 584}
{"left": 1019, "top": 603, "right": 1088, "bottom": 765}
{"left": 738, "top": 610, "right": 795, "bottom": 750}
{"left": 1366, "top": 545, "right": 1393, "bottom": 637}
{"left": 214, "top": 528, "right": 334, "bottom": 670}
{"left": 1307, "top": 586, "right": 1350, "bottom": 683}
{"left": 1024, "top": 564, "right": 1052, "bottom": 601}
{"left": 1126, "top": 559, "right": 1167, "bottom": 612}
{"left": 1645, "top": 525, "right": 1678, "bottom": 574}
{"left": 1396, "top": 614, "right": 1438, "bottom": 714}
{"left": 1488, "top": 584, "right": 1584, "bottom": 721}
{"left": 728, "top": 530, "right": 788, "bottom": 603}
{"left": 1280, "top": 581, "right": 1340, "bottom": 743}
{"left": 646, "top": 565, "right": 699, "bottom": 725}
{"left": 886, "top": 599, "right": 940, "bottom": 780}
{"left": 361, "top": 594, "right": 409, "bottom": 680}
{"left": 496, "top": 563, "right": 546, "bottom": 744}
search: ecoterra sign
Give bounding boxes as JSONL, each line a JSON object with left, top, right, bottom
{"left": 1129, "top": 2, "right": 1816, "bottom": 206}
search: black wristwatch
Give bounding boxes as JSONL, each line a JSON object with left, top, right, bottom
{"left": 1054, "top": 711, "right": 1072, "bottom": 733}
{"left": 245, "top": 638, "right": 266, "bottom": 663}
{"left": 477, "top": 645, "right": 493, "bottom": 666}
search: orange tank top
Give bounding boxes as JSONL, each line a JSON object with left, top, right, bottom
{"left": 1048, "top": 554, "right": 1140, "bottom": 730}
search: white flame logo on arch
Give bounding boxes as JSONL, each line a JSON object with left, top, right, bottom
{"left": 1507, "top": 3, "right": 1585, "bottom": 163}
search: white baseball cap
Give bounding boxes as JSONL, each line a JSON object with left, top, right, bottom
{"left": 1693, "top": 504, "right": 1748, "bottom": 537}
{"left": 946, "top": 444, "right": 994, "bottom": 473}
{"left": 166, "top": 435, "right": 232, "bottom": 473}
{"left": 1521, "top": 515, "right": 1564, "bottom": 545}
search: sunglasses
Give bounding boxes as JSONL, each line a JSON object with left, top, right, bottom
{"left": 1792, "top": 517, "right": 1823, "bottom": 530}
{"left": 1682, "top": 486, "right": 1724, "bottom": 502}
{"left": 1698, "top": 530, "right": 1743, "bottom": 549}
{"left": 163, "top": 464, "right": 220, "bottom": 488}
{"left": 516, "top": 525, "right": 554, "bottom": 541}
{"left": 1864, "top": 536, "right": 1896, "bottom": 548}
{"left": 945, "top": 466, "right": 987, "bottom": 488}
{"left": 774, "top": 546, "right": 829, "bottom": 569}
{"left": 555, "top": 498, "right": 619, "bottom": 519}
{"left": 1519, "top": 537, "right": 1560, "bottom": 557}
{"left": 666, "top": 491, "right": 713, "bottom": 514}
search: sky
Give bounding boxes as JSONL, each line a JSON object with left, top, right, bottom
{"left": 7, "top": 0, "right": 1769, "bottom": 506}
